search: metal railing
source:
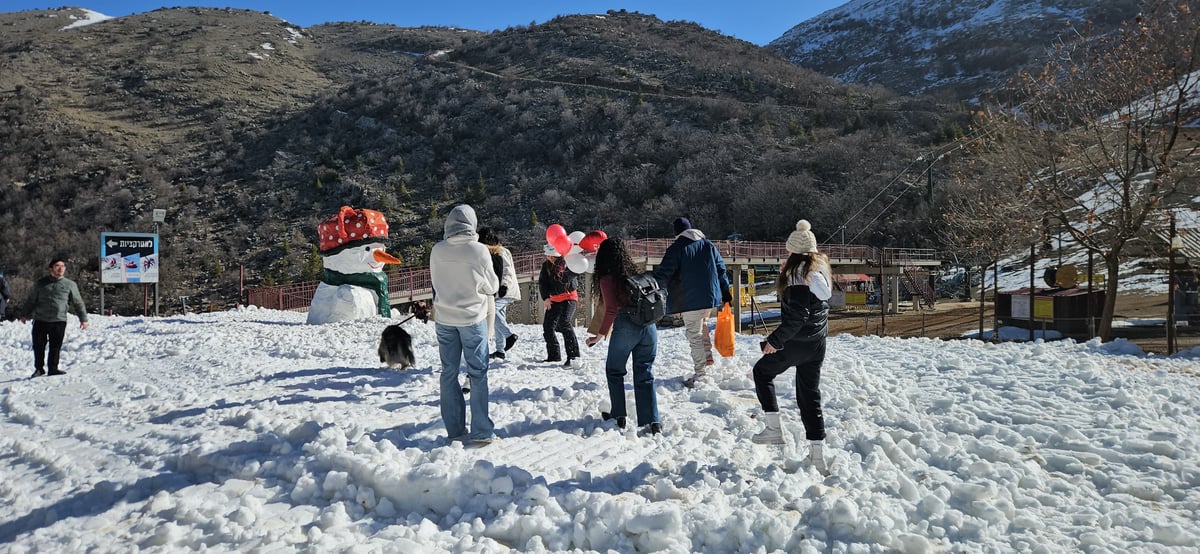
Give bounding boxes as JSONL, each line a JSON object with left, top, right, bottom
{"left": 901, "top": 268, "right": 937, "bottom": 308}
{"left": 832, "top": 311, "right": 1200, "bottom": 357}
{"left": 244, "top": 238, "right": 940, "bottom": 311}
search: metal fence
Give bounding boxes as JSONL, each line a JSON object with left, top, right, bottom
{"left": 824, "top": 308, "right": 1200, "bottom": 356}
{"left": 244, "top": 239, "right": 940, "bottom": 312}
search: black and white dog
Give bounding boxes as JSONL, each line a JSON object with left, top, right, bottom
{"left": 378, "top": 324, "right": 415, "bottom": 369}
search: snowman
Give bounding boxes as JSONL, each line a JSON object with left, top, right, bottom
{"left": 306, "top": 205, "right": 403, "bottom": 324}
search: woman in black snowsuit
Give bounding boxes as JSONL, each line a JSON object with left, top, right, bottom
{"left": 751, "top": 220, "right": 833, "bottom": 474}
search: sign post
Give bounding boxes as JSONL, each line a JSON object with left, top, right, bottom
{"left": 100, "top": 232, "right": 159, "bottom": 315}
{"left": 152, "top": 209, "right": 166, "bottom": 316}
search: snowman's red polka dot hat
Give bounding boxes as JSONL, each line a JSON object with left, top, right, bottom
{"left": 317, "top": 205, "right": 389, "bottom": 254}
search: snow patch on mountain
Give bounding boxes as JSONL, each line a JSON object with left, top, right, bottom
{"left": 770, "top": 0, "right": 1131, "bottom": 99}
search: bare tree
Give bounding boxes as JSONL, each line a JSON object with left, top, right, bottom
{"left": 943, "top": 148, "right": 1040, "bottom": 337}
{"left": 972, "top": 1, "right": 1200, "bottom": 340}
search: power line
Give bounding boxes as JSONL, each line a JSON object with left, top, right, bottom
{"left": 822, "top": 155, "right": 925, "bottom": 245}
{"left": 823, "top": 127, "right": 986, "bottom": 245}
{"left": 844, "top": 158, "right": 938, "bottom": 245}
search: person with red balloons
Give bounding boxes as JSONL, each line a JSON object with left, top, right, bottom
{"left": 539, "top": 227, "right": 581, "bottom": 367}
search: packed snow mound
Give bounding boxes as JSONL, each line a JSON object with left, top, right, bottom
{"left": 1, "top": 308, "right": 1197, "bottom": 550}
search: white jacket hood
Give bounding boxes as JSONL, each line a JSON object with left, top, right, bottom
{"left": 430, "top": 204, "right": 499, "bottom": 326}
{"left": 444, "top": 205, "right": 478, "bottom": 240}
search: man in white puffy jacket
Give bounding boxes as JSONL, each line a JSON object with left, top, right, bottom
{"left": 429, "top": 205, "right": 500, "bottom": 444}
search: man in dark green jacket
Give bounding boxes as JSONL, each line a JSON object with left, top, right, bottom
{"left": 21, "top": 257, "right": 88, "bottom": 378}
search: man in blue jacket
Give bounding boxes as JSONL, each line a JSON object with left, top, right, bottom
{"left": 653, "top": 217, "right": 732, "bottom": 387}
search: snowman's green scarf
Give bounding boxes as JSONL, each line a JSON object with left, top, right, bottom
{"left": 321, "top": 268, "right": 390, "bottom": 317}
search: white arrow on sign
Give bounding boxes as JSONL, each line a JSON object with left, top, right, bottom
{"left": 106, "top": 239, "right": 118, "bottom": 248}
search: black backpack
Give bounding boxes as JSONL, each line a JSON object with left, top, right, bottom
{"left": 621, "top": 272, "right": 667, "bottom": 326}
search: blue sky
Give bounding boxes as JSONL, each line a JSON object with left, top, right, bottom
{"left": 2, "top": 1, "right": 848, "bottom": 45}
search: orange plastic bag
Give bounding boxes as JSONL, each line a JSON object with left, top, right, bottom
{"left": 714, "top": 302, "right": 735, "bottom": 357}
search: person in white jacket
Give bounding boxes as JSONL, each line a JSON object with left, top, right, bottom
{"left": 429, "top": 205, "right": 500, "bottom": 444}
{"left": 478, "top": 226, "right": 520, "bottom": 359}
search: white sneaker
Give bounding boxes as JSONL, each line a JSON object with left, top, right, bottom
{"left": 809, "top": 442, "right": 829, "bottom": 475}
{"left": 682, "top": 374, "right": 710, "bottom": 389}
{"left": 752, "top": 412, "right": 785, "bottom": 445}
{"left": 752, "top": 427, "right": 784, "bottom": 444}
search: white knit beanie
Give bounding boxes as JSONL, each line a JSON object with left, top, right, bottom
{"left": 543, "top": 243, "right": 560, "bottom": 256}
{"left": 785, "top": 220, "right": 818, "bottom": 254}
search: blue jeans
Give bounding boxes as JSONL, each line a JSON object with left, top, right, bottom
{"left": 436, "top": 321, "right": 494, "bottom": 441}
{"left": 605, "top": 313, "right": 660, "bottom": 426}
{"left": 493, "top": 297, "right": 515, "bottom": 352}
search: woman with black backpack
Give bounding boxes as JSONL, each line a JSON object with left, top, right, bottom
{"left": 585, "top": 238, "right": 662, "bottom": 435}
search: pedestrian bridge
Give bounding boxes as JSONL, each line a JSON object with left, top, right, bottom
{"left": 245, "top": 238, "right": 941, "bottom": 330}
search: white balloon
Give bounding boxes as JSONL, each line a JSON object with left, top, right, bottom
{"left": 568, "top": 244, "right": 584, "bottom": 256}
{"left": 568, "top": 230, "right": 586, "bottom": 244}
{"left": 566, "top": 252, "right": 589, "bottom": 274}
{"left": 583, "top": 253, "right": 597, "bottom": 273}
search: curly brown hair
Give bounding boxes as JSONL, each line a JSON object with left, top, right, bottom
{"left": 592, "top": 237, "right": 640, "bottom": 299}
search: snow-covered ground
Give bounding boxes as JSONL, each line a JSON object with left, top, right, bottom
{"left": 2, "top": 307, "right": 1198, "bottom": 552}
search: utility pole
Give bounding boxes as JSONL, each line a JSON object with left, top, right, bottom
{"left": 992, "top": 260, "right": 999, "bottom": 340}
{"left": 1168, "top": 211, "right": 1177, "bottom": 355}
{"left": 927, "top": 156, "right": 934, "bottom": 203}
{"left": 878, "top": 251, "right": 886, "bottom": 336}
{"left": 1087, "top": 249, "right": 1095, "bottom": 339}
{"left": 1029, "top": 243, "right": 1036, "bottom": 342}
{"left": 153, "top": 209, "right": 165, "bottom": 316}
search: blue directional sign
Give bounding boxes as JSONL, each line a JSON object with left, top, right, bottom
{"left": 100, "top": 232, "right": 159, "bottom": 284}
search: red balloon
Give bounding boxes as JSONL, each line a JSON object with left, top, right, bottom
{"left": 579, "top": 230, "right": 608, "bottom": 253}
{"left": 552, "top": 235, "right": 572, "bottom": 256}
{"left": 545, "top": 224, "right": 567, "bottom": 244}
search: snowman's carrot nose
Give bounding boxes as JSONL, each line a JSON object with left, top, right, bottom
{"left": 373, "top": 250, "right": 402, "bottom": 264}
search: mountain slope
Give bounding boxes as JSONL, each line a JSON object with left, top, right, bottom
{"left": 768, "top": 0, "right": 1140, "bottom": 99}
{"left": 0, "top": 7, "right": 965, "bottom": 312}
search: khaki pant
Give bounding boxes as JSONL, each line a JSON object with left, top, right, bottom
{"left": 680, "top": 308, "right": 713, "bottom": 374}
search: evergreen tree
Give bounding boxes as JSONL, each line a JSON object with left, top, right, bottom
{"left": 301, "top": 245, "right": 323, "bottom": 281}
